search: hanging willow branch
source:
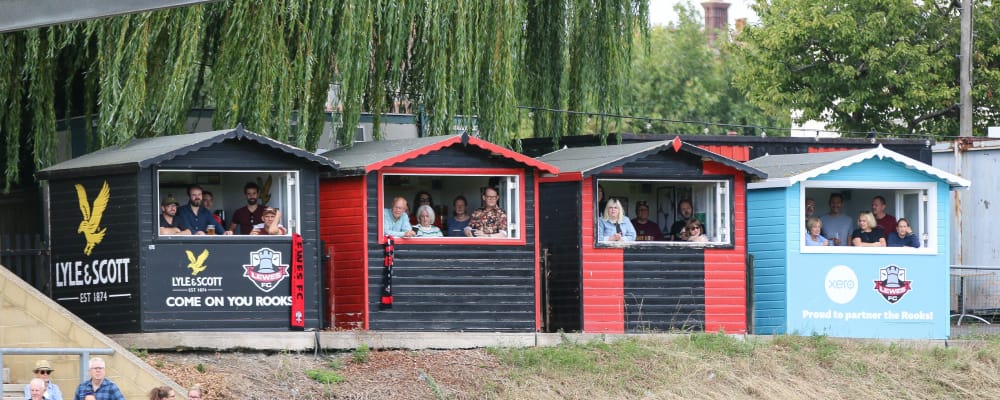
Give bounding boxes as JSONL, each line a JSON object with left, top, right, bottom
{"left": 0, "top": 0, "right": 648, "bottom": 191}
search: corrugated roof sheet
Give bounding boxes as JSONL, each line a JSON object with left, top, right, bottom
{"left": 37, "top": 126, "right": 338, "bottom": 179}
{"left": 320, "top": 135, "right": 456, "bottom": 172}
{"left": 745, "top": 148, "right": 871, "bottom": 179}
{"left": 537, "top": 138, "right": 766, "bottom": 178}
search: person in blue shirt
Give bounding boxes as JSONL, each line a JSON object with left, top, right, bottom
{"left": 384, "top": 196, "right": 415, "bottom": 238}
{"left": 886, "top": 217, "right": 920, "bottom": 248}
{"left": 177, "top": 184, "right": 229, "bottom": 235}
{"left": 804, "top": 217, "right": 830, "bottom": 246}
{"left": 24, "top": 359, "right": 62, "bottom": 400}
{"left": 73, "top": 357, "right": 124, "bottom": 400}
{"left": 598, "top": 198, "right": 636, "bottom": 242}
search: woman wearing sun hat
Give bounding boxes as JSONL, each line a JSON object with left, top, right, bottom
{"left": 24, "top": 359, "right": 62, "bottom": 400}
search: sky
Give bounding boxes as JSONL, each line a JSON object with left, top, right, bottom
{"left": 648, "top": 0, "right": 759, "bottom": 27}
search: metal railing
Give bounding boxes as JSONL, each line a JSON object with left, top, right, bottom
{"left": 0, "top": 348, "right": 114, "bottom": 383}
{"left": 950, "top": 265, "right": 1000, "bottom": 325}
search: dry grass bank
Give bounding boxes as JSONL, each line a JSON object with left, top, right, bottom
{"left": 148, "top": 333, "right": 1000, "bottom": 399}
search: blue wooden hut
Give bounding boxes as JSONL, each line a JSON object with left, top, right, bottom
{"left": 746, "top": 145, "right": 969, "bottom": 339}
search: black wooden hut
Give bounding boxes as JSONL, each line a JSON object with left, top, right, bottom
{"left": 36, "top": 126, "right": 338, "bottom": 332}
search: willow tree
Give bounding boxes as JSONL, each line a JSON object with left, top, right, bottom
{"left": 0, "top": 0, "right": 648, "bottom": 191}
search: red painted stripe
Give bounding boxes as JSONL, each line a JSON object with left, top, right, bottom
{"left": 580, "top": 179, "right": 624, "bottom": 333}
{"left": 697, "top": 144, "right": 750, "bottom": 161}
{"left": 702, "top": 161, "right": 748, "bottom": 333}
{"left": 320, "top": 177, "right": 368, "bottom": 330}
{"left": 809, "top": 147, "right": 854, "bottom": 153}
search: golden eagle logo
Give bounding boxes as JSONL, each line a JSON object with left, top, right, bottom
{"left": 186, "top": 249, "right": 210, "bottom": 275}
{"left": 75, "top": 181, "right": 110, "bottom": 256}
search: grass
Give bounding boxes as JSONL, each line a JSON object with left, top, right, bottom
{"left": 306, "top": 369, "right": 345, "bottom": 384}
{"left": 352, "top": 344, "right": 371, "bottom": 364}
{"left": 482, "top": 333, "right": 1000, "bottom": 399}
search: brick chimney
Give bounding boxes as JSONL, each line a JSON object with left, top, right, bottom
{"left": 701, "top": 1, "right": 730, "bottom": 44}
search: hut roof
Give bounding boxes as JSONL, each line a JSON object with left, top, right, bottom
{"left": 320, "top": 132, "right": 558, "bottom": 176}
{"left": 37, "top": 126, "right": 338, "bottom": 180}
{"left": 536, "top": 136, "right": 766, "bottom": 178}
{"left": 746, "top": 145, "right": 970, "bottom": 189}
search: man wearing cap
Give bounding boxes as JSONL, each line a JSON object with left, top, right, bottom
{"left": 73, "top": 357, "right": 123, "bottom": 400}
{"left": 250, "top": 207, "right": 287, "bottom": 235}
{"left": 24, "top": 359, "right": 62, "bottom": 400}
{"left": 159, "top": 194, "right": 191, "bottom": 235}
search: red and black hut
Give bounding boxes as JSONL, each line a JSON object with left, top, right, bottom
{"left": 535, "top": 137, "right": 766, "bottom": 333}
{"left": 319, "top": 132, "right": 558, "bottom": 331}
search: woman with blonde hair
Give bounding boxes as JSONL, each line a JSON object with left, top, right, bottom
{"left": 851, "top": 211, "right": 886, "bottom": 247}
{"left": 685, "top": 219, "right": 709, "bottom": 242}
{"left": 598, "top": 198, "right": 636, "bottom": 242}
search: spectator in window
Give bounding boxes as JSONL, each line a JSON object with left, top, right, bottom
{"left": 229, "top": 182, "right": 264, "bottom": 234}
{"left": 804, "top": 217, "right": 830, "bottom": 246}
{"left": 887, "top": 217, "right": 920, "bottom": 248}
{"left": 598, "top": 198, "right": 636, "bottom": 242}
{"left": 668, "top": 199, "right": 695, "bottom": 241}
{"left": 413, "top": 205, "right": 444, "bottom": 237}
{"left": 159, "top": 194, "right": 191, "bottom": 236}
{"left": 446, "top": 195, "right": 471, "bottom": 236}
{"left": 805, "top": 197, "right": 816, "bottom": 221}
{"left": 631, "top": 201, "right": 663, "bottom": 241}
{"left": 851, "top": 211, "right": 886, "bottom": 247}
{"left": 465, "top": 187, "right": 507, "bottom": 238}
{"left": 178, "top": 184, "right": 230, "bottom": 235}
{"left": 597, "top": 185, "right": 607, "bottom": 217}
{"left": 685, "top": 219, "right": 709, "bottom": 242}
{"left": 820, "top": 193, "right": 853, "bottom": 246}
{"left": 409, "top": 191, "right": 444, "bottom": 229}
{"left": 384, "top": 196, "right": 415, "bottom": 238}
{"left": 871, "top": 195, "right": 897, "bottom": 234}
{"left": 202, "top": 190, "right": 224, "bottom": 227}
{"left": 250, "top": 207, "right": 287, "bottom": 235}
{"left": 24, "top": 360, "right": 61, "bottom": 400}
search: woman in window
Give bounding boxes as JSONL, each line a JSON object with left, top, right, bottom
{"left": 805, "top": 217, "right": 830, "bottom": 246}
{"left": 685, "top": 219, "right": 709, "bottom": 242}
{"left": 851, "top": 211, "right": 886, "bottom": 247}
{"left": 446, "top": 196, "right": 471, "bottom": 236}
{"left": 598, "top": 198, "right": 635, "bottom": 242}
{"left": 414, "top": 205, "right": 443, "bottom": 237}
{"left": 886, "top": 217, "right": 920, "bottom": 248}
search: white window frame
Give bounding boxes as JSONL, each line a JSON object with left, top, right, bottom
{"left": 595, "top": 178, "right": 733, "bottom": 247}
{"left": 156, "top": 169, "right": 300, "bottom": 238}
{"left": 379, "top": 171, "right": 524, "bottom": 243}
{"left": 800, "top": 180, "right": 937, "bottom": 254}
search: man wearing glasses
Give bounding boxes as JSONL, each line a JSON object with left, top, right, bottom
{"left": 24, "top": 360, "right": 62, "bottom": 400}
{"left": 73, "top": 357, "right": 124, "bottom": 400}
{"left": 465, "top": 187, "right": 507, "bottom": 238}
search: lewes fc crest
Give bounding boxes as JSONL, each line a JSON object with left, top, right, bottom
{"left": 242, "top": 248, "right": 289, "bottom": 292}
{"left": 873, "top": 264, "right": 912, "bottom": 304}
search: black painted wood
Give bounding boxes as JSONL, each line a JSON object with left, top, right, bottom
{"left": 395, "top": 145, "right": 529, "bottom": 169}
{"left": 622, "top": 247, "right": 705, "bottom": 332}
{"left": 538, "top": 181, "right": 583, "bottom": 332}
{"left": 157, "top": 140, "right": 310, "bottom": 170}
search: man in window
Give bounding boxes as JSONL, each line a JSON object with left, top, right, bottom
{"left": 250, "top": 207, "right": 287, "bottom": 235}
{"left": 384, "top": 196, "right": 415, "bottom": 238}
{"left": 159, "top": 194, "right": 191, "bottom": 235}
{"left": 228, "top": 182, "right": 264, "bottom": 234}
{"left": 871, "top": 195, "right": 897, "bottom": 234}
{"left": 465, "top": 187, "right": 507, "bottom": 238}
{"left": 668, "top": 199, "right": 694, "bottom": 241}
{"left": 177, "top": 184, "right": 230, "bottom": 235}
{"left": 820, "top": 193, "right": 852, "bottom": 246}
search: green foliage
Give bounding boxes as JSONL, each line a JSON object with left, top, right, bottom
{"left": 0, "top": 0, "right": 650, "bottom": 191}
{"left": 306, "top": 368, "right": 345, "bottom": 384}
{"left": 352, "top": 343, "right": 371, "bottom": 364}
{"left": 684, "top": 332, "right": 757, "bottom": 357}
{"left": 195, "top": 363, "right": 206, "bottom": 373}
{"left": 418, "top": 370, "right": 447, "bottom": 400}
{"left": 734, "top": 0, "right": 1000, "bottom": 137}
{"left": 129, "top": 347, "right": 149, "bottom": 358}
{"left": 626, "top": 4, "right": 786, "bottom": 136}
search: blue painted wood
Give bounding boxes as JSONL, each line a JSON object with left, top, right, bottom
{"left": 747, "top": 187, "right": 789, "bottom": 334}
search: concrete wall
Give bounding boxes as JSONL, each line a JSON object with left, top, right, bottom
{"left": 0, "top": 266, "right": 186, "bottom": 399}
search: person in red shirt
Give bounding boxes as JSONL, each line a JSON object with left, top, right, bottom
{"left": 871, "top": 195, "right": 896, "bottom": 234}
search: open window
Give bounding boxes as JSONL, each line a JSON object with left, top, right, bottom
{"left": 156, "top": 170, "right": 300, "bottom": 237}
{"left": 595, "top": 178, "right": 733, "bottom": 247}
{"left": 380, "top": 169, "right": 524, "bottom": 244}
{"left": 801, "top": 181, "right": 937, "bottom": 254}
